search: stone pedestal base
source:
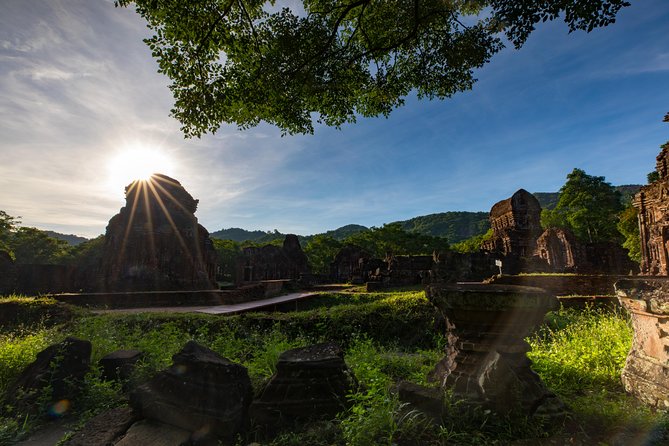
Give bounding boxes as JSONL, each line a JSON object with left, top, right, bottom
{"left": 426, "top": 283, "right": 566, "bottom": 419}
{"left": 616, "top": 278, "right": 669, "bottom": 408}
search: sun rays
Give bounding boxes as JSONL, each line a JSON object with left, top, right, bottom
{"left": 116, "top": 174, "right": 202, "bottom": 281}
{"left": 106, "top": 145, "right": 176, "bottom": 195}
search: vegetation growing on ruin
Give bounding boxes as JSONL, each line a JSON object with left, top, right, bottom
{"left": 1, "top": 292, "right": 668, "bottom": 445}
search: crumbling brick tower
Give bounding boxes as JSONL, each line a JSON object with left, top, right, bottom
{"left": 634, "top": 140, "right": 669, "bottom": 275}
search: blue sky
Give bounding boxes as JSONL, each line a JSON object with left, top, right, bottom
{"left": 1, "top": 0, "right": 668, "bottom": 238}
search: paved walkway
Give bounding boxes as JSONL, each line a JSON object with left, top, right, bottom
{"left": 14, "top": 420, "right": 73, "bottom": 446}
{"left": 93, "top": 291, "right": 320, "bottom": 315}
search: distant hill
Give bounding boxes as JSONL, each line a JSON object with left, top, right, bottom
{"left": 210, "top": 224, "right": 368, "bottom": 244}
{"left": 44, "top": 230, "right": 89, "bottom": 246}
{"left": 322, "top": 224, "right": 368, "bottom": 240}
{"left": 533, "top": 185, "right": 642, "bottom": 210}
{"left": 209, "top": 228, "right": 280, "bottom": 242}
{"left": 616, "top": 185, "right": 643, "bottom": 205}
{"left": 394, "top": 212, "right": 490, "bottom": 243}
{"left": 532, "top": 193, "right": 560, "bottom": 210}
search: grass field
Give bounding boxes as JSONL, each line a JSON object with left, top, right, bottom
{"left": 0, "top": 291, "right": 667, "bottom": 445}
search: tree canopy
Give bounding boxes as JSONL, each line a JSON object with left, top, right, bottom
{"left": 540, "top": 168, "right": 623, "bottom": 243}
{"left": 0, "top": 210, "right": 74, "bottom": 264}
{"left": 0, "top": 211, "right": 19, "bottom": 256}
{"left": 617, "top": 204, "right": 640, "bottom": 263}
{"left": 342, "top": 222, "right": 449, "bottom": 258}
{"left": 116, "top": 0, "right": 629, "bottom": 137}
{"left": 304, "top": 234, "right": 343, "bottom": 274}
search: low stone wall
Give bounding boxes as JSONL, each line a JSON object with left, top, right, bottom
{"left": 52, "top": 280, "right": 294, "bottom": 309}
{"left": 261, "top": 280, "right": 293, "bottom": 298}
{"left": 53, "top": 290, "right": 226, "bottom": 308}
{"left": 486, "top": 274, "right": 630, "bottom": 296}
{"left": 17, "top": 264, "right": 79, "bottom": 294}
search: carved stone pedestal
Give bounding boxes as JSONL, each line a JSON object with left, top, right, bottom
{"left": 426, "top": 283, "right": 566, "bottom": 418}
{"left": 616, "top": 278, "right": 669, "bottom": 408}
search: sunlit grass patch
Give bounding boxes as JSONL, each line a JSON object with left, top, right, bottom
{"left": 528, "top": 307, "right": 632, "bottom": 394}
{"left": 0, "top": 327, "right": 63, "bottom": 396}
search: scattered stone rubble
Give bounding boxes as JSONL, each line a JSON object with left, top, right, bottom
{"left": 9, "top": 327, "right": 577, "bottom": 445}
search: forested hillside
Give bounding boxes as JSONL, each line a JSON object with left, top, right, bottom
{"left": 43, "top": 231, "right": 89, "bottom": 246}
{"left": 395, "top": 212, "right": 490, "bottom": 243}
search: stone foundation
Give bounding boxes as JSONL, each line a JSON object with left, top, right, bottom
{"left": 486, "top": 274, "right": 626, "bottom": 296}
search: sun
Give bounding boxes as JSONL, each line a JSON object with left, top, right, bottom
{"left": 107, "top": 145, "right": 175, "bottom": 192}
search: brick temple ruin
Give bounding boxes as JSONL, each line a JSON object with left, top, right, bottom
{"left": 634, "top": 142, "right": 669, "bottom": 275}
{"left": 329, "top": 245, "right": 376, "bottom": 284}
{"left": 482, "top": 189, "right": 543, "bottom": 258}
{"left": 482, "top": 188, "right": 635, "bottom": 275}
{"left": 235, "top": 234, "right": 310, "bottom": 285}
{"left": 98, "top": 174, "right": 218, "bottom": 291}
{"left": 616, "top": 120, "right": 669, "bottom": 409}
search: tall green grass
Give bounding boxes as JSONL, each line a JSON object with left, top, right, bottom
{"left": 528, "top": 306, "right": 632, "bottom": 394}
{"left": 529, "top": 306, "right": 668, "bottom": 440}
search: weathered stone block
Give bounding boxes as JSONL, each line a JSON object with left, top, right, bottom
{"left": 396, "top": 381, "right": 444, "bottom": 424}
{"left": 4, "top": 337, "right": 91, "bottom": 415}
{"left": 114, "top": 420, "right": 191, "bottom": 446}
{"left": 250, "top": 343, "right": 356, "bottom": 430}
{"left": 130, "top": 341, "right": 251, "bottom": 442}
{"left": 99, "top": 349, "right": 143, "bottom": 382}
